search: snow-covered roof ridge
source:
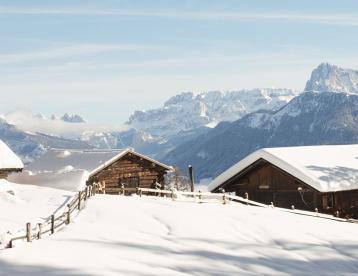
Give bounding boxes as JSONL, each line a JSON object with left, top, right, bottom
{"left": 208, "top": 144, "right": 358, "bottom": 193}
{"left": 26, "top": 148, "right": 172, "bottom": 177}
{"left": 89, "top": 148, "right": 172, "bottom": 177}
{"left": 0, "top": 139, "right": 24, "bottom": 170}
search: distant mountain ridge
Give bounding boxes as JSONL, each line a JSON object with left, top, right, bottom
{"left": 0, "top": 119, "right": 93, "bottom": 163}
{"left": 127, "top": 88, "right": 298, "bottom": 138}
{"left": 163, "top": 91, "right": 358, "bottom": 179}
{"left": 163, "top": 63, "right": 358, "bottom": 180}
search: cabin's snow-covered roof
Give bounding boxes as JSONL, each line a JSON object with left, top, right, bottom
{"left": 26, "top": 148, "right": 172, "bottom": 176}
{"left": 208, "top": 144, "right": 358, "bottom": 193}
{"left": 0, "top": 140, "right": 23, "bottom": 170}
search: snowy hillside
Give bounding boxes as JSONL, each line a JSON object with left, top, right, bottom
{"left": 1, "top": 196, "right": 357, "bottom": 275}
{"left": 0, "top": 180, "right": 75, "bottom": 247}
{"left": 128, "top": 89, "right": 298, "bottom": 137}
{"left": 305, "top": 63, "right": 358, "bottom": 94}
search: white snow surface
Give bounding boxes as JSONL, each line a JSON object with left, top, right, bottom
{"left": 209, "top": 144, "right": 358, "bottom": 193}
{"left": 0, "top": 180, "right": 75, "bottom": 247}
{"left": 0, "top": 196, "right": 357, "bottom": 275}
{"left": 8, "top": 169, "right": 89, "bottom": 192}
{"left": 0, "top": 139, "right": 24, "bottom": 170}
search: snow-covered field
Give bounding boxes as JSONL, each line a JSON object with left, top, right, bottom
{"left": 0, "top": 181, "right": 75, "bottom": 247}
{"left": 1, "top": 195, "right": 358, "bottom": 275}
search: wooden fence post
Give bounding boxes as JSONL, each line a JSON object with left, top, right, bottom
{"left": 102, "top": 181, "right": 106, "bottom": 194}
{"left": 245, "top": 192, "right": 249, "bottom": 205}
{"left": 38, "top": 223, "right": 42, "bottom": 239}
{"left": 51, "top": 215, "right": 55, "bottom": 234}
{"left": 9, "top": 239, "right": 13, "bottom": 248}
{"left": 188, "top": 165, "right": 195, "bottom": 192}
{"left": 171, "top": 190, "right": 175, "bottom": 201}
{"left": 222, "top": 193, "right": 227, "bottom": 205}
{"left": 84, "top": 187, "right": 88, "bottom": 201}
{"left": 78, "top": 191, "right": 82, "bottom": 210}
{"left": 26, "top": 223, "right": 31, "bottom": 242}
{"left": 67, "top": 204, "right": 71, "bottom": 224}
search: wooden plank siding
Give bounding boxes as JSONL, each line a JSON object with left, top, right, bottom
{"left": 0, "top": 169, "right": 22, "bottom": 179}
{"left": 216, "top": 159, "right": 358, "bottom": 218}
{"left": 88, "top": 152, "right": 167, "bottom": 194}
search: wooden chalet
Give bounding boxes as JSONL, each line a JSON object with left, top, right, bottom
{"left": 208, "top": 145, "right": 358, "bottom": 218}
{"left": 0, "top": 139, "right": 23, "bottom": 179}
{"left": 26, "top": 148, "right": 172, "bottom": 194}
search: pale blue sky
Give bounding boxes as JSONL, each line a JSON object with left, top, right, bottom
{"left": 1, "top": 0, "right": 358, "bottom": 123}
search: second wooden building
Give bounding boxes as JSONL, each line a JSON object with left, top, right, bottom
{"left": 26, "top": 148, "right": 172, "bottom": 194}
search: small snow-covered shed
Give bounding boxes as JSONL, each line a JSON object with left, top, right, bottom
{"left": 26, "top": 148, "right": 172, "bottom": 194}
{"left": 208, "top": 145, "right": 358, "bottom": 217}
{"left": 0, "top": 139, "right": 23, "bottom": 179}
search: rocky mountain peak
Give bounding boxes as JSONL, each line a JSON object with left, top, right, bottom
{"left": 61, "top": 113, "right": 86, "bottom": 123}
{"left": 305, "top": 63, "right": 358, "bottom": 94}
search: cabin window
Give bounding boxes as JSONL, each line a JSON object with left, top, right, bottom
{"left": 322, "top": 193, "right": 334, "bottom": 209}
{"left": 119, "top": 176, "right": 139, "bottom": 188}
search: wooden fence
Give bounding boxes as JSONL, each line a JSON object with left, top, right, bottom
{"left": 135, "top": 188, "right": 358, "bottom": 224}
{"left": 7, "top": 185, "right": 95, "bottom": 249}
{"left": 6, "top": 184, "right": 357, "bottom": 249}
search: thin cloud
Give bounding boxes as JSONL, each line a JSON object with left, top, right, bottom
{"left": 4, "top": 110, "right": 127, "bottom": 138}
{"left": 1, "top": 6, "right": 358, "bottom": 26}
{"left": 0, "top": 43, "right": 154, "bottom": 64}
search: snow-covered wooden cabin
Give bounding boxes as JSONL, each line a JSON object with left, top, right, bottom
{"left": 208, "top": 145, "right": 358, "bottom": 218}
{"left": 26, "top": 149, "right": 172, "bottom": 194}
{"left": 0, "top": 139, "right": 23, "bottom": 179}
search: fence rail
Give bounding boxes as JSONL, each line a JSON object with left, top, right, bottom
{"left": 5, "top": 184, "right": 357, "bottom": 249}
{"left": 7, "top": 185, "right": 95, "bottom": 249}
{"left": 136, "top": 188, "right": 358, "bottom": 224}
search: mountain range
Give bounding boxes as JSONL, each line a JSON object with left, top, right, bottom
{"left": 162, "top": 63, "right": 358, "bottom": 180}
{"left": 1, "top": 62, "right": 357, "bottom": 180}
{"left": 0, "top": 88, "right": 297, "bottom": 163}
{"left": 127, "top": 88, "right": 298, "bottom": 138}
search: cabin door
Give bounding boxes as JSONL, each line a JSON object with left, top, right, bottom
{"left": 119, "top": 176, "right": 140, "bottom": 188}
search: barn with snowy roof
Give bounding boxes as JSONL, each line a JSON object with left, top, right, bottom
{"left": 208, "top": 145, "right": 358, "bottom": 218}
{"left": 26, "top": 148, "right": 172, "bottom": 194}
{"left": 0, "top": 139, "right": 23, "bottom": 179}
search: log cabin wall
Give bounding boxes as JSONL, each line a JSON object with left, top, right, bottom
{"left": 0, "top": 170, "right": 12, "bottom": 179}
{"left": 330, "top": 190, "right": 358, "bottom": 218}
{"left": 224, "top": 161, "right": 318, "bottom": 211}
{"left": 88, "top": 152, "right": 167, "bottom": 194}
{"left": 221, "top": 160, "right": 358, "bottom": 217}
